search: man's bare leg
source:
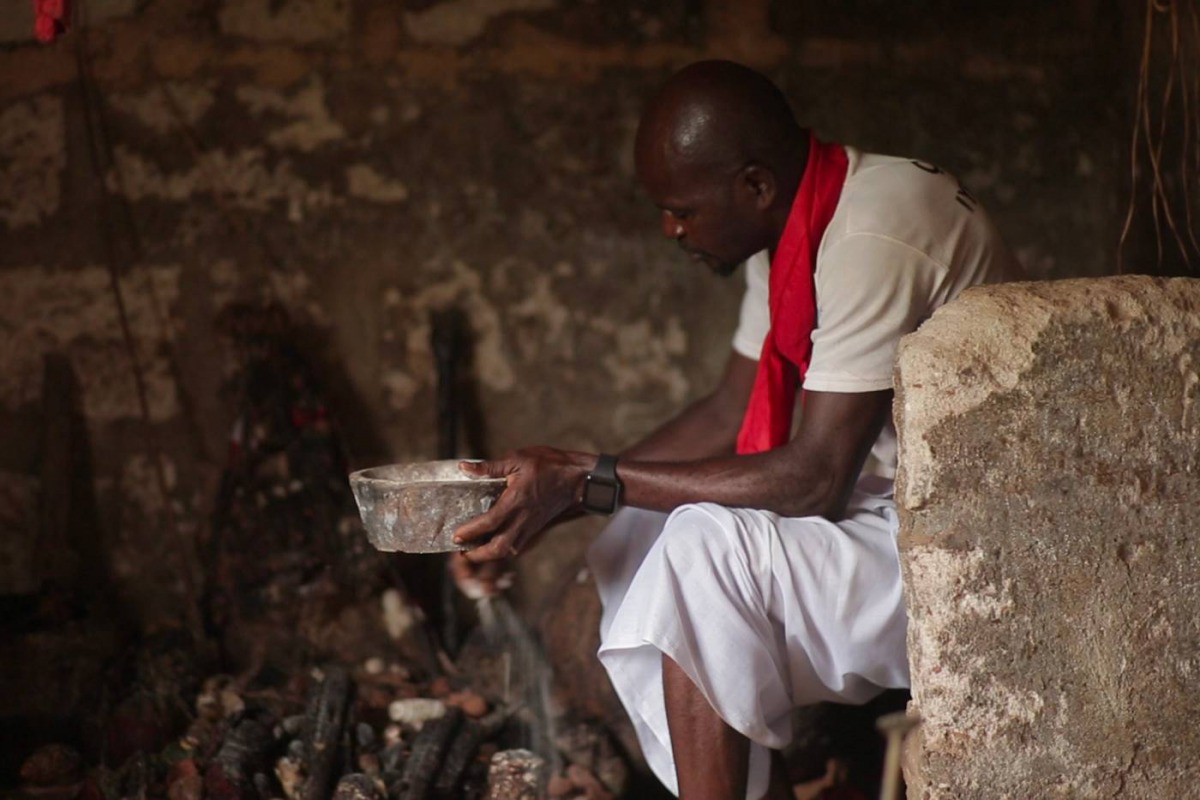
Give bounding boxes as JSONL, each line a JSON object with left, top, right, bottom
{"left": 664, "top": 653, "right": 750, "bottom": 799}
{"left": 767, "top": 751, "right": 793, "bottom": 800}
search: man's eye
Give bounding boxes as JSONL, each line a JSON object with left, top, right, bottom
{"left": 672, "top": 209, "right": 692, "bottom": 220}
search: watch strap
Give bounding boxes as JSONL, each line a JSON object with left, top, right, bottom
{"left": 591, "top": 453, "right": 618, "bottom": 483}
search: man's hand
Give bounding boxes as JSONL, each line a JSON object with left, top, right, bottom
{"left": 448, "top": 553, "right": 514, "bottom": 598}
{"left": 453, "top": 446, "right": 593, "bottom": 563}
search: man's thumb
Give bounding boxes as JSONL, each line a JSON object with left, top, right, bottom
{"left": 458, "top": 458, "right": 501, "bottom": 478}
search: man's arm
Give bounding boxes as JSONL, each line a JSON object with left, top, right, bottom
{"left": 455, "top": 388, "right": 891, "bottom": 562}
{"left": 618, "top": 389, "right": 889, "bottom": 517}
{"left": 620, "top": 351, "right": 758, "bottom": 462}
{"left": 447, "top": 349, "right": 757, "bottom": 591}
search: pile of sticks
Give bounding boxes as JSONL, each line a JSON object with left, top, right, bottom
{"left": 16, "top": 648, "right": 627, "bottom": 800}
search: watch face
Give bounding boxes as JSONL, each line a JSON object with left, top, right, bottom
{"left": 585, "top": 479, "right": 619, "bottom": 512}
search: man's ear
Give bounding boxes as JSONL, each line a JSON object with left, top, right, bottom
{"left": 739, "top": 163, "right": 776, "bottom": 211}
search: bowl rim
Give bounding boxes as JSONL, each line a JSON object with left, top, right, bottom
{"left": 348, "top": 460, "right": 508, "bottom": 487}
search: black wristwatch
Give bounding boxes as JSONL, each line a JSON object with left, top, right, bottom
{"left": 581, "top": 453, "right": 622, "bottom": 515}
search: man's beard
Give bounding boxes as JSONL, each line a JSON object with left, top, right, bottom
{"left": 684, "top": 247, "right": 739, "bottom": 278}
{"left": 710, "top": 260, "right": 739, "bottom": 278}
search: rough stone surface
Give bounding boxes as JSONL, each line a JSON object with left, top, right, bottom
{"left": 895, "top": 276, "right": 1200, "bottom": 799}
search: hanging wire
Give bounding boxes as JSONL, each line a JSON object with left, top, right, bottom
{"left": 73, "top": 7, "right": 206, "bottom": 643}
{"left": 1118, "top": 0, "right": 1199, "bottom": 274}
{"left": 1182, "top": 4, "right": 1200, "bottom": 256}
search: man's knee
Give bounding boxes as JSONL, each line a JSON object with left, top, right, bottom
{"left": 589, "top": 505, "right": 670, "bottom": 588}
{"left": 658, "top": 503, "right": 755, "bottom": 574}
{"left": 611, "top": 505, "right": 669, "bottom": 531}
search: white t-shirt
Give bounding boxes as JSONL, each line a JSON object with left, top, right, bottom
{"left": 731, "top": 147, "right": 1020, "bottom": 477}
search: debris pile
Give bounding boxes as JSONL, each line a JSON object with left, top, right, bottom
{"left": 12, "top": 630, "right": 629, "bottom": 800}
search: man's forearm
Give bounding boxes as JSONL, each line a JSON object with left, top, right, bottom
{"left": 526, "top": 447, "right": 840, "bottom": 524}
{"left": 454, "top": 389, "right": 890, "bottom": 563}
{"left": 614, "top": 449, "right": 843, "bottom": 521}
{"left": 613, "top": 389, "right": 892, "bottom": 523}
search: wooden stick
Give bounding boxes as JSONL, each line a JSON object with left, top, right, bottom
{"left": 876, "top": 711, "right": 919, "bottom": 800}
{"left": 433, "top": 709, "right": 505, "bottom": 798}
{"left": 399, "top": 707, "right": 464, "bottom": 800}
{"left": 302, "top": 667, "right": 352, "bottom": 800}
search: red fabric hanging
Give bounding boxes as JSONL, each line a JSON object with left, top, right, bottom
{"left": 735, "top": 134, "right": 848, "bottom": 455}
{"left": 34, "top": 0, "right": 70, "bottom": 43}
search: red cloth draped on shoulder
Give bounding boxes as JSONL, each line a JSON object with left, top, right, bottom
{"left": 735, "top": 133, "right": 848, "bottom": 455}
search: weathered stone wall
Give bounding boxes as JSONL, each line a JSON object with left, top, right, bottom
{"left": 895, "top": 276, "right": 1200, "bottom": 798}
{"left": 0, "top": 0, "right": 1133, "bottom": 625}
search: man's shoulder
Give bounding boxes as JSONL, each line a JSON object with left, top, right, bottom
{"left": 828, "top": 146, "right": 1008, "bottom": 268}
{"left": 842, "top": 148, "right": 967, "bottom": 214}
{"left": 845, "top": 148, "right": 918, "bottom": 176}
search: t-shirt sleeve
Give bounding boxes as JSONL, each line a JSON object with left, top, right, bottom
{"left": 803, "top": 233, "right": 946, "bottom": 393}
{"left": 731, "top": 250, "right": 771, "bottom": 360}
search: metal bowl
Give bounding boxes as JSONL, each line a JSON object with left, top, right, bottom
{"left": 349, "top": 460, "right": 506, "bottom": 553}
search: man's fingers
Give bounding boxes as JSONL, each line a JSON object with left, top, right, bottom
{"left": 449, "top": 554, "right": 513, "bottom": 598}
{"left": 447, "top": 552, "right": 477, "bottom": 591}
{"left": 448, "top": 552, "right": 501, "bottom": 598}
{"left": 462, "top": 532, "right": 518, "bottom": 564}
{"left": 452, "top": 495, "right": 512, "bottom": 544}
{"left": 452, "top": 513, "right": 491, "bottom": 545}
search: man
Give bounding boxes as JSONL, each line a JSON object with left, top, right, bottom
{"left": 452, "top": 60, "right": 1020, "bottom": 799}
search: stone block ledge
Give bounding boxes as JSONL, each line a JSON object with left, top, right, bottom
{"left": 894, "top": 276, "right": 1200, "bottom": 798}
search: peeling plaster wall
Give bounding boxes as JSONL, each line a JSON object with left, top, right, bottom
{"left": 0, "top": 265, "right": 181, "bottom": 421}
{"left": 0, "top": 96, "right": 66, "bottom": 228}
{"left": 218, "top": 0, "right": 351, "bottom": 44}
{"left": 0, "top": 0, "right": 1134, "bottom": 624}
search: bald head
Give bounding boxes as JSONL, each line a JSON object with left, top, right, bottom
{"left": 635, "top": 61, "right": 808, "bottom": 276}
{"left": 636, "top": 60, "right": 805, "bottom": 181}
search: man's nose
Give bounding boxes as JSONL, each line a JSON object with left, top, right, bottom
{"left": 660, "top": 211, "right": 684, "bottom": 240}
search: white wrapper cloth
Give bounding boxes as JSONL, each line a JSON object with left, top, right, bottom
{"left": 587, "top": 477, "right": 909, "bottom": 798}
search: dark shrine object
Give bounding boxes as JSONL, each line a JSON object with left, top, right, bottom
{"left": 206, "top": 303, "right": 390, "bottom": 673}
